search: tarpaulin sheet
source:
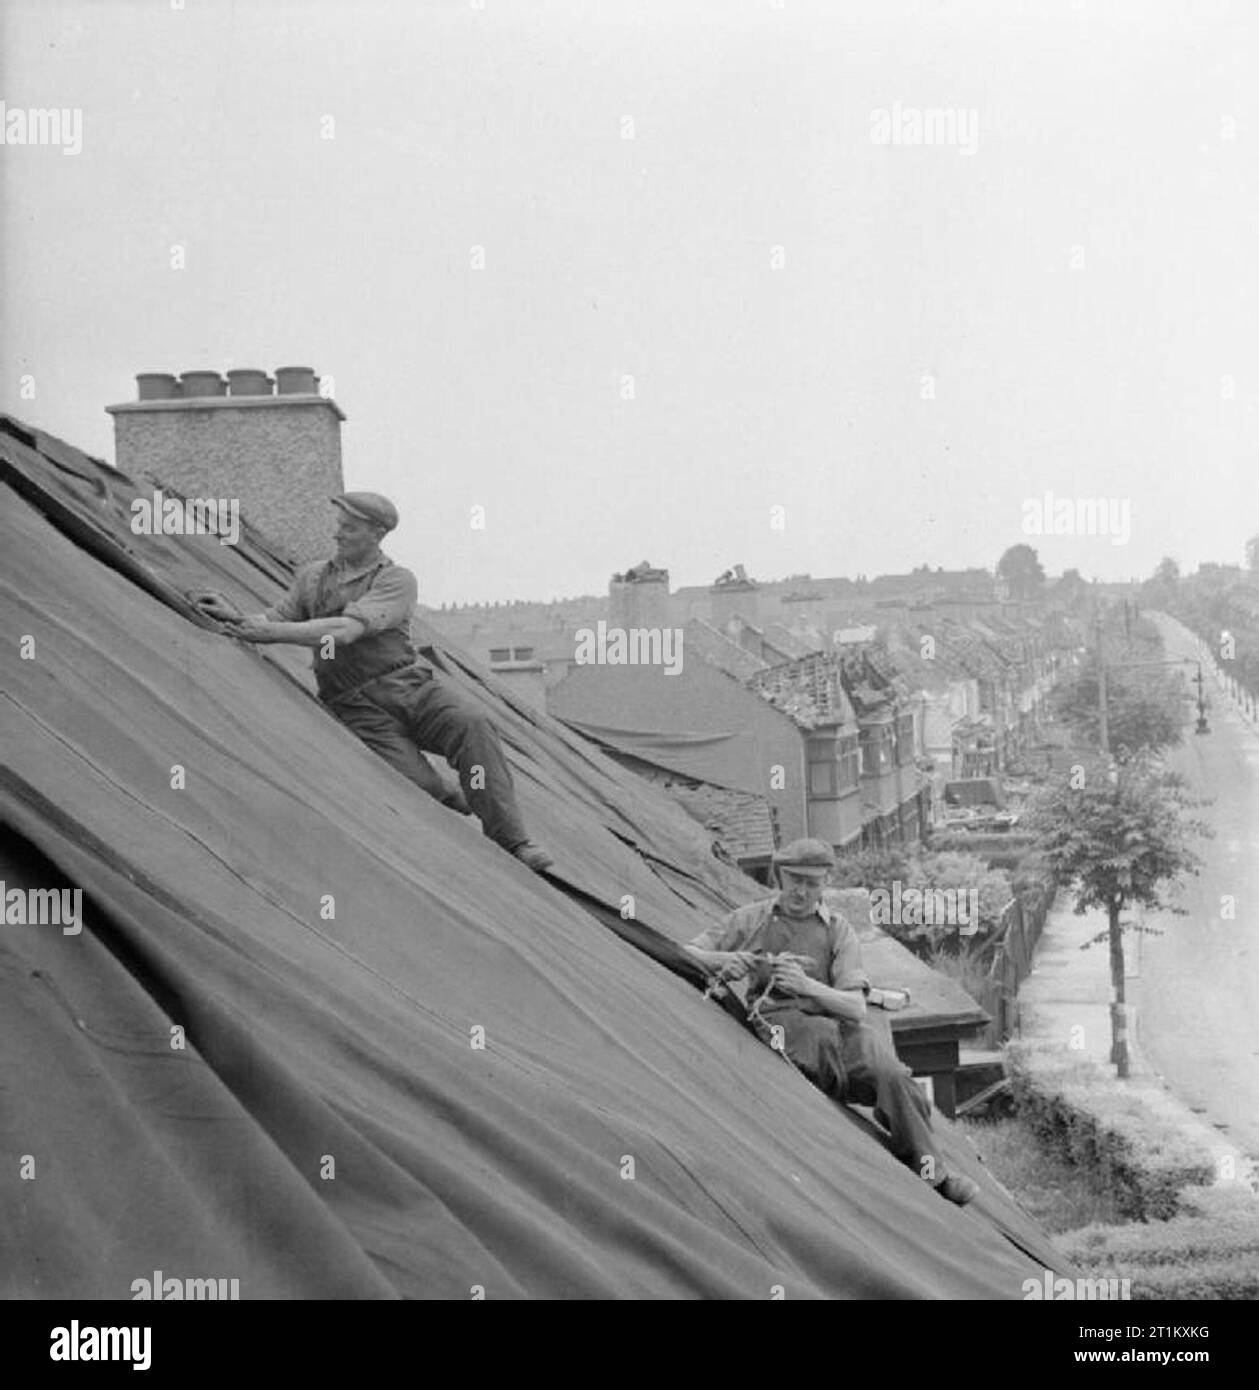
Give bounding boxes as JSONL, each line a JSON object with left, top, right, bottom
{"left": 0, "top": 416, "right": 1072, "bottom": 1297}
{"left": 558, "top": 720, "right": 763, "bottom": 796}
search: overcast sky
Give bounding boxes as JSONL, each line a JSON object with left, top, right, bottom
{"left": 3, "top": 0, "right": 1257, "bottom": 604}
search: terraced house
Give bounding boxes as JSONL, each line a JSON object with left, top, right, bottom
{"left": 750, "top": 648, "right": 927, "bottom": 852}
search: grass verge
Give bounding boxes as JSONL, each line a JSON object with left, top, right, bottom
{"left": 964, "top": 1040, "right": 1259, "bottom": 1298}
{"left": 962, "top": 1111, "right": 1128, "bottom": 1234}
{"left": 1058, "top": 1187, "right": 1259, "bottom": 1300}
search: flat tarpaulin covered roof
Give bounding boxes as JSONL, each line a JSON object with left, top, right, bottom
{"left": 0, "top": 415, "right": 1072, "bottom": 1298}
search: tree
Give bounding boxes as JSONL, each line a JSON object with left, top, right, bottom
{"left": 1024, "top": 754, "right": 1209, "bottom": 1077}
{"left": 997, "top": 544, "right": 1046, "bottom": 601}
{"left": 1052, "top": 607, "right": 1186, "bottom": 757}
{"left": 1246, "top": 535, "right": 1259, "bottom": 572}
{"left": 830, "top": 848, "right": 909, "bottom": 893}
{"left": 1051, "top": 654, "right": 1185, "bottom": 758}
{"left": 1054, "top": 568, "right": 1089, "bottom": 611}
{"left": 912, "top": 849, "right": 1012, "bottom": 954}
{"left": 1142, "top": 556, "right": 1181, "bottom": 611}
{"left": 831, "top": 846, "right": 1010, "bottom": 960}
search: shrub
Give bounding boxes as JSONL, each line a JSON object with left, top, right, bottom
{"left": 835, "top": 846, "right": 1012, "bottom": 961}
{"left": 926, "top": 831, "right": 1037, "bottom": 870}
{"left": 925, "top": 944, "right": 992, "bottom": 1004}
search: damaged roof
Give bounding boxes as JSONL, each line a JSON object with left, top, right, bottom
{"left": 0, "top": 413, "right": 1070, "bottom": 1298}
{"left": 750, "top": 652, "right": 857, "bottom": 729}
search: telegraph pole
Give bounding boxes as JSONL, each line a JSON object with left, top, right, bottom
{"left": 1094, "top": 607, "right": 1127, "bottom": 1076}
{"left": 1096, "top": 610, "right": 1110, "bottom": 760}
{"left": 1087, "top": 620, "right": 1210, "bottom": 1080}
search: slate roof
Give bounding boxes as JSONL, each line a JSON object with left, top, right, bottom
{"left": 685, "top": 617, "right": 770, "bottom": 682}
{"left": 933, "top": 617, "right": 1008, "bottom": 680}
{"left": 761, "top": 621, "right": 825, "bottom": 660}
{"left": 666, "top": 782, "right": 777, "bottom": 863}
{"left": 881, "top": 626, "right": 970, "bottom": 691}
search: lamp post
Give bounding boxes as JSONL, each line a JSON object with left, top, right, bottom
{"left": 1192, "top": 661, "right": 1209, "bottom": 734}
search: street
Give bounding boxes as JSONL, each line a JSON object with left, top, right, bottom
{"left": 1135, "top": 615, "right": 1259, "bottom": 1159}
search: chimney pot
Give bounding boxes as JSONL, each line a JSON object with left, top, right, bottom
{"left": 180, "top": 370, "right": 227, "bottom": 398}
{"left": 136, "top": 372, "right": 181, "bottom": 401}
{"left": 227, "top": 369, "right": 274, "bottom": 397}
{"left": 275, "top": 365, "right": 317, "bottom": 395}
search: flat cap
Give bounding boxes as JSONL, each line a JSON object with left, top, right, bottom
{"left": 330, "top": 492, "right": 399, "bottom": 533}
{"left": 772, "top": 837, "right": 836, "bottom": 876}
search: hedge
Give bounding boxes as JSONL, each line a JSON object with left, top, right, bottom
{"left": 1005, "top": 1042, "right": 1214, "bottom": 1220}
{"left": 1060, "top": 1186, "right": 1259, "bottom": 1299}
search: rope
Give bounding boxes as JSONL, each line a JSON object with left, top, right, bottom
{"left": 703, "top": 952, "right": 797, "bottom": 1065}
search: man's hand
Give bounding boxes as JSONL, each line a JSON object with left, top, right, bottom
{"left": 770, "top": 956, "right": 818, "bottom": 998}
{"left": 692, "top": 948, "right": 756, "bottom": 980}
{"left": 189, "top": 590, "right": 244, "bottom": 623}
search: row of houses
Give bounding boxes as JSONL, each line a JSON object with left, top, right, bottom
{"left": 423, "top": 562, "right": 1076, "bottom": 879}
{"left": 98, "top": 371, "right": 1072, "bottom": 879}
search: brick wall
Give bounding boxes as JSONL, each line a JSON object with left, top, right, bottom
{"left": 107, "top": 395, "right": 345, "bottom": 564}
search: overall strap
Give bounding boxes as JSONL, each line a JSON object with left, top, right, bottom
{"left": 742, "top": 902, "right": 778, "bottom": 955}
{"left": 315, "top": 556, "right": 388, "bottom": 616}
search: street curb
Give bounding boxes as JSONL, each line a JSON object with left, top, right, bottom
{"left": 1017, "top": 896, "right": 1259, "bottom": 1198}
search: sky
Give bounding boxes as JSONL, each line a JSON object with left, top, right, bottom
{"left": 3, "top": 0, "right": 1257, "bottom": 604}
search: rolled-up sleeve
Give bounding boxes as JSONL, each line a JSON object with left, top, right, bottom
{"left": 342, "top": 565, "right": 418, "bottom": 634}
{"left": 689, "top": 902, "right": 765, "bottom": 954}
{"left": 262, "top": 570, "right": 313, "bottom": 623}
{"left": 830, "top": 916, "right": 871, "bottom": 992}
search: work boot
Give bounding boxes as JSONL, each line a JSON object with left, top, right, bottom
{"left": 935, "top": 1173, "right": 980, "bottom": 1207}
{"left": 510, "top": 841, "right": 554, "bottom": 873}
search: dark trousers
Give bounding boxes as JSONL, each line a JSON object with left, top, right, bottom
{"left": 761, "top": 1006, "right": 945, "bottom": 1182}
{"left": 324, "top": 666, "right": 529, "bottom": 850}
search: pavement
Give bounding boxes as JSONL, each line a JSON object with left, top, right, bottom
{"left": 1016, "top": 612, "right": 1259, "bottom": 1195}
{"left": 1136, "top": 615, "right": 1259, "bottom": 1160}
{"left": 1019, "top": 895, "right": 1257, "bottom": 1191}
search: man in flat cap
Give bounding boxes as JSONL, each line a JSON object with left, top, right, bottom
{"left": 191, "top": 492, "right": 552, "bottom": 871}
{"left": 684, "top": 837, "right": 978, "bottom": 1205}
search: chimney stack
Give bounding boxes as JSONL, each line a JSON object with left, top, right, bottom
{"left": 609, "top": 561, "right": 671, "bottom": 629}
{"left": 107, "top": 366, "right": 346, "bottom": 563}
{"left": 710, "top": 564, "right": 760, "bottom": 629}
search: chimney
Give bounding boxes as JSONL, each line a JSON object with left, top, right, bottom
{"left": 488, "top": 656, "right": 547, "bottom": 712}
{"left": 608, "top": 561, "right": 671, "bottom": 630}
{"left": 106, "top": 366, "right": 346, "bottom": 563}
{"left": 710, "top": 564, "right": 760, "bottom": 629}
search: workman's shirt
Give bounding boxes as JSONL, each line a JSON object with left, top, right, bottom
{"left": 689, "top": 895, "right": 870, "bottom": 1012}
{"left": 263, "top": 552, "right": 431, "bottom": 702}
